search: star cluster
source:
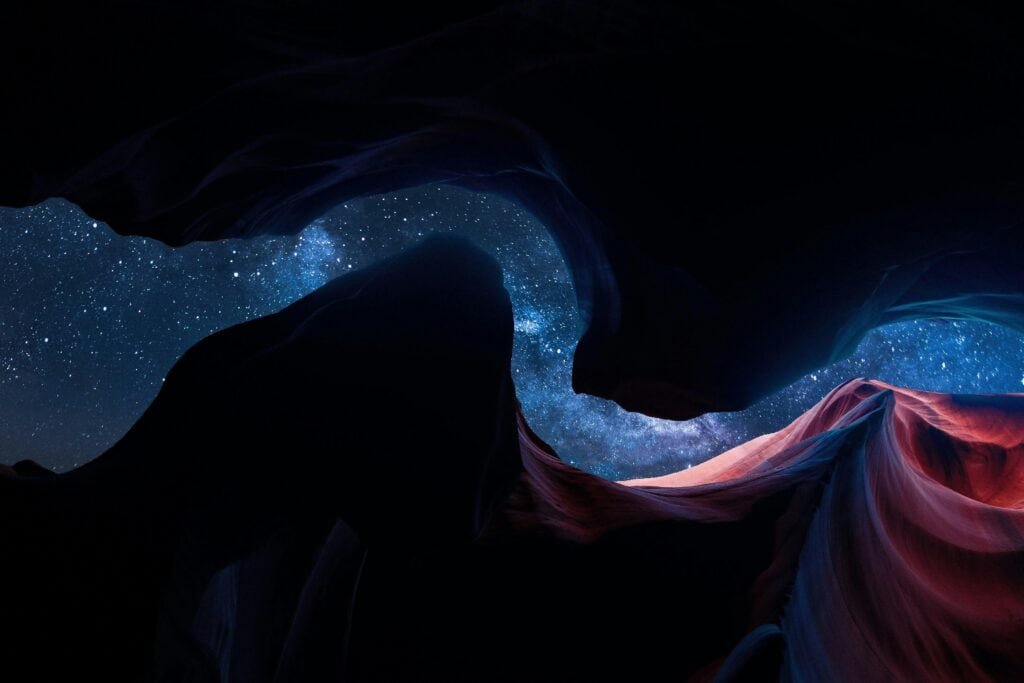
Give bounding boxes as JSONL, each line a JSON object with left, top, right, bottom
{"left": 2, "top": 186, "right": 1023, "bottom": 478}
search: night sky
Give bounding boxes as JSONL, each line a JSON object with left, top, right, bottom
{"left": 3, "top": 185, "right": 1024, "bottom": 479}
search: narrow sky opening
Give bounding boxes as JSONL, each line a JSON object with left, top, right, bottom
{"left": 2, "top": 186, "right": 1023, "bottom": 478}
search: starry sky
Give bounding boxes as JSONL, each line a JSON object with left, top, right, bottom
{"left": 3, "top": 185, "right": 1024, "bottom": 479}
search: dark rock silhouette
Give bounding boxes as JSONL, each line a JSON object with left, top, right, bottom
{"left": 0, "top": 238, "right": 521, "bottom": 680}
{"left": 3, "top": 241, "right": 1023, "bottom": 681}
{"left": 5, "top": 1, "right": 1024, "bottom": 416}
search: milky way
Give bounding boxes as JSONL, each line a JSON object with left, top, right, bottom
{"left": 2, "top": 186, "right": 1024, "bottom": 478}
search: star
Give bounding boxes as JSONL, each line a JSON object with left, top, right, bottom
{"left": 2, "top": 188, "right": 1024, "bottom": 479}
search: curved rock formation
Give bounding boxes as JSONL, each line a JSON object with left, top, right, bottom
{"left": 2, "top": 243, "right": 1021, "bottom": 681}
{"left": 5, "top": 1, "right": 1024, "bottom": 415}
{"left": 508, "top": 378, "right": 1024, "bottom": 681}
